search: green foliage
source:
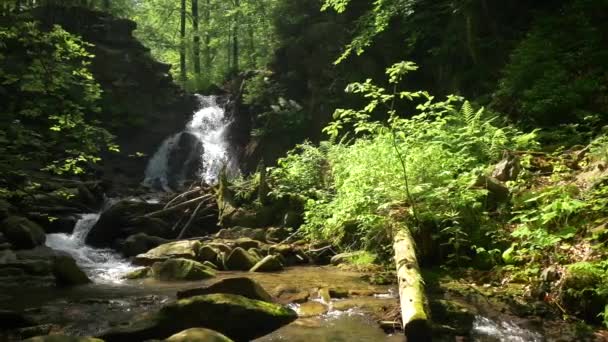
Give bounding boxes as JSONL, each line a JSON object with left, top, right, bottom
{"left": 270, "top": 62, "right": 537, "bottom": 255}
{"left": 0, "top": 20, "right": 116, "bottom": 183}
{"left": 493, "top": 0, "right": 608, "bottom": 128}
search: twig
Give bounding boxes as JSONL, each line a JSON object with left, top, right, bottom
{"left": 145, "top": 194, "right": 213, "bottom": 217}
{"left": 164, "top": 187, "right": 201, "bottom": 209}
{"left": 177, "top": 200, "right": 206, "bottom": 239}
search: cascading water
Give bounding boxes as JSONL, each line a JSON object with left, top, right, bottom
{"left": 143, "top": 95, "right": 239, "bottom": 191}
{"left": 46, "top": 213, "right": 137, "bottom": 284}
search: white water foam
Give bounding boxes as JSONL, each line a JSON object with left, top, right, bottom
{"left": 143, "top": 95, "right": 238, "bottom": 190}
{"left": 472, "top": 315, "right": 544, "bottom": 342}
{"left": 46, "top": 213, "right": 137, "bottom": 284}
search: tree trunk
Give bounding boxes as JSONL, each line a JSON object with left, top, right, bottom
{"left": 203, "top": 0, "right": 212, "bottom": 77}
{"left": 231, "top": 0, "right": 240, "bottom": 74}
{"left": 180, "top": 0, "right": 187, "bottom": 86}
{"left": 393, "top": 228, "right": 431, "bottom": 340}
{"left": 247, "top": 22, "right": 256, "bottom": 68}
{"left": 192, "top": 0, "right": 201, "bottom": 84}
{"left": 103, "top": 0, "right": 110, "bottom": 10}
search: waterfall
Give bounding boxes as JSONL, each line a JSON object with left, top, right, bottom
{"left": 46, "top": 214, "right": 137, "bottom": 284}
{"left": 143, "top": 95, "right": 238, "bottom": 191}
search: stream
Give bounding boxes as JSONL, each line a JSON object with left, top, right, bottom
{"left": 2, "top": 95, "right": 550, "bottom": 341}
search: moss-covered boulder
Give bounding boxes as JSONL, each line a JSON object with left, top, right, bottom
{"left": 0, "top": 216, "right": 46, "bottom": 249}
{"left": 99, "top": 294, "right": 297, "bottom": 342}
{"left": 250, "top": 255, "right": 283, "bottom": 273}
{"left": 134, "top": 240, "right": 201, "bottom": 266}
{"left": 223, "top": 248, "right": 258, "bottom": 271}
{"left": 52, "top": 254, "right": 91, "bottom": 286}
{"left": 151, "top": 258, "right": 215, "bottom": 281}
{"left": 121, "top": 233, "right": 169, "bottom": 257}
{"left": 22, "top": 336, "right": 103, "bottom": 342}
{"left": 215, "top": 227, "right": 266, "bottom": 242}
{"left": 123, "top": 267, "right": 150, "bottom": 280}
{"left": 165, "top": 328, "right": 233, "bottom": 342}
{"left": 233, "top": 238, "right": 261, "bottom": 250}
{"left": 558, "top": 262, "right": 607, "bottom": 322}
{"left": 197, "top": 246, "right": 220, "bottom": 264}
{"left": 177, "top": 277, "right": 273, "bottom": 302}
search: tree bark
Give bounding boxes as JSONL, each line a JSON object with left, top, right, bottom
{"left": 192, "top": 0, "right": 201, "bottom": 83}
{"left": 231, "top": 0, "right": 240, "bottom": 74}
{"left": 393, "top": 228, "right": 431, "bottom": 340}
{"left": 180, "top": 0, "right": 187, "bottom": 86}
{"left": 203, "top": 0, "right": 212, "bottom": 77}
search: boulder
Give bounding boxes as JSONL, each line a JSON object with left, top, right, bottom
{"left": 558, "top": 262, "right": 606, "bottom": 322}
{"left": 233, "top": 238, "right": 260, "bottom": 250}
{"left": 151, "top": 258, "right": 215, "bottom": 281}
{"left": 22, "top": 336, "right": 103, "bottom": 342}
{"left": 165, "top": 328, "right": 233, "bottom": 342}
{"left": 265, "top": 227, "right": 291, "bottom": 243}
{"left": 43, "top": 215, "right": 78, "bottom": 234}
{"left": 123, "top": 267, "right": 150, "bottom": 280}
{"left": 122, "top": 233, "right": 169, "bottom": 257}
{"left": 52, "top": 254, "right": 91, "bottom": 286}
{"left": 98, "top": 294, "right": 297, "bottom": 342}
{"left": 1, "top": 216, "right": 46, "bottom": 249}
{"left": 177, "top": 277, "right": 273, "bottom": 302}
{"left": 134, "top": 240, "right": 201, "bottom": 266}
{"left": 215, "top": 227, "right": 266, "bottom": 242}
{"left": 125, "top": 216, "right": 172, "bottom": 238}
{"left": 250, "top": 255, "right": 283, "bottom": 273}
{"left": 85, "top": 200, "right": 162, "bottom": 248}
{"left": 223, "top": 248, "right": 258, "bottom": 271}
{"left": 491, "top": 153, "right": 521, "bottom": 182}
{"left": 297, "top": 302, "right": 329, "bottom": 317}
{"left": 197, "top": 246, "right": 219, "bottom": 264}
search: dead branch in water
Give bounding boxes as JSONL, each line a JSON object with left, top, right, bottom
{"left": 144, "top": 194, "right": 214, "bottom": 217}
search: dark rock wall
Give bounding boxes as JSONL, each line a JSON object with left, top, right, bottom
{"left": 32, "top": 6, "right": 198, "bottom": 188}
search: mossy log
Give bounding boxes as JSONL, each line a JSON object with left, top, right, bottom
{"left": 393, "top": 228, "right": 431, "bottom": 340}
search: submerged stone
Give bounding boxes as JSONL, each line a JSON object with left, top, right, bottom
{"left": 99, "top": 293, "right": 297, "bottom": 342}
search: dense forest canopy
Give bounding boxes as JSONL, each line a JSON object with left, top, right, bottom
{"left": 2, "top": 0, "right": 608, "bottom": 339}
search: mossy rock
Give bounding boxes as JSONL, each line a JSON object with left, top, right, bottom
{"left": 558, "top": 262, "right": 607, "bottom": 322}
{"left": 151, "top": 258, "right": 215, "bottom": 281}
{"left": 429, "top": 299, "right": 475, "bottom": 335}
{"left": 165, "top": 328, "right": 233, "bottom": 342}
{"left": 123, "top": 267, "right": 150, "bottom": 280}
{"left": 1, "top": 216, "right": 46, "bottom": 249}
{"left": 197, "top": 246, "right": 219, "bottom": 264}
{"left": 98, "top": 293, "right": 297, "bottom": 342}
{"left": 233, "top": 238, "right": 261, "bottom": 250}
{"left": 224, "top": 248, "right": 258, "bottom": 271}
{"left": 134, "top": 240, "right": 201, "bottom": 266}
{"left": 121, "top": 233, "right": 169, "bottom": 258}
{"left": 250, "top": 255, "right": 283, "bottom": 273}
{"left": 22, "top": 336, "right": 103, "bottom": 342}
{"left": 177, "top": 277, "right": 273, "bottom": 302}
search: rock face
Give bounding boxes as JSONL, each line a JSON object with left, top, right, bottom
{"left": 165, "top": 328, "right": 233, "bottom": 342}
{"left": 0, "top": 216, "right": 46, "bottom": 249}
{"left": 150, "top": 258, "right": 215, "bottom": 281}
{"left": 177, "top": 277, "right": 273, "bottom": 302}
{"left": 134, "top": 240, "right": 201, "bottom": 266}
{"left": 99, "top": 294, "right": 297, "bottom": 342}
{"left": 32, "top": 6, "right": 198, "bottom": 188}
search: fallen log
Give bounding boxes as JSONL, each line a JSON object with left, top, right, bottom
{"left": 393, "top": 227, "right": 431, "bottom": 340}
{"left": 144, "top": 194, "right": 214, "bottom": 218}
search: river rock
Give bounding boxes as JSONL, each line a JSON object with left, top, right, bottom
{"left": 85, "top": 200, "right": 163, "bottom": 248}
{"left": 250, "top": 255, "right": 283, "bottom": 272}
{"left": 265, "top": 227, "right": 291, "bottom": 243}
{"left": 197, "top": 246, "right": 220, "bottom": 264}
{"left": 99, "top": 293, "right": 297, "bottom": 342}
{"left": 151, "top": 258, "right": 215, "bottom": 281}
{"left": 165, "top": 328, "right": 233, "bottom": 342}
{"left": 53, "top": 253, "right": 91, "bottom": 286}
{"left": 177, "top": 277, "right": 273, "bottom": 302}
{"left": 233, "top": 237, "right": 261, "bottom": 250}
{"left": 123, "top": 267, "right": 150, "bottom": 279}
{"left": 43, "top": 215, "right": 78, "bottom": 234}
{"left": 22, "top": 336, "right": 104, "bottom": 342}
{"left": 224, "top": 247, "right": 258, "bottom": 271}
{"left": 134, "top": 240, "right": 201, "bottom": 266}
{"left": 122, "top": 233, "right": 169, "bottom": 257}
{"left": 297, "top": 302, "right": 329, "bottom": 317}
{"left": 0, "top": 216, "right": 46, "bottom": 249}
